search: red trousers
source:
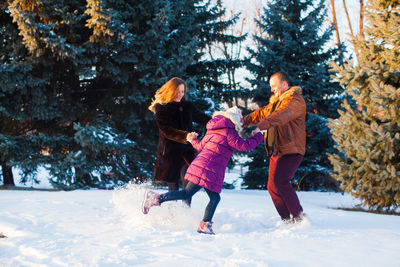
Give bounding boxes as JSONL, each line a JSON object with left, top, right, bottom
{"left": 268, "top": 154, "right": 303, "bottom": 220}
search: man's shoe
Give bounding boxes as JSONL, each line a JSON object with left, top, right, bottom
{"left": 293, "top": 212, "right": 305, "bottom": 223}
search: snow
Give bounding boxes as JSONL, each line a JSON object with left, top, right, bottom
{"left": 1, "top": 182, "right": 400, "bottom": 266}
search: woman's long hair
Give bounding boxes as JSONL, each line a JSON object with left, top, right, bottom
{"left": 148, "top": 77, "right": 187, "bottom": 113}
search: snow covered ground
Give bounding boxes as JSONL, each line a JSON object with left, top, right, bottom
{"left": 1, "top": 183, "right": 400, "bottom": 267}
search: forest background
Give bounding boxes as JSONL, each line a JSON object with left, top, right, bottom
{"left": 1, "top": 0, "right": 398, "bottom": 212}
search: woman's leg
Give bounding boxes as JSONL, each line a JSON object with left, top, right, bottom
{"left": 166, "top": 159, "right": 185, "bottom": 191}
{"left": 166, "top": 163, "right": 189, "bottom": 191}
{"left": 159, "top": 182, "right": 202, "bottom": 204}
{"left": 180, "top": 164, "right": 191, "bottom": 206}
{"left": 167, "top": 182, "right": 178, "bottom": 191}
{"left": 202, "top": 189, "right": 221, "bottom": 222}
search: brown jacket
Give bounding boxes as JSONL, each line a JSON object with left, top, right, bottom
{"left": 243, "top": 86, "right": 306, "bottom": 156}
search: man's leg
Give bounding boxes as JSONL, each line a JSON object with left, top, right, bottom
{"left": 268, "top": 155, "right": 291, "bottom": 220}
{"left": 271, "top": 154, "right": 304, "bottom": 218}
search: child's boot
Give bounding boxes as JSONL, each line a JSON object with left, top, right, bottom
{"left": 142, "top": 190, "right": 160, "bottom": 214}
{"left": 197, "top": 221, "right": 215, "bottom": 235}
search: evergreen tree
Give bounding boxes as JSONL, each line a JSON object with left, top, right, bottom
{"left": 1, "top": 0, "right": 137, "bottom": 188}
{"left": 328, "top": 0, "right": 400, "bottom": 210}
{"left": 107, "top": 0, "right": 246, "bottom": 182}
{"left": 0, "top": 0, "right": 73, "bottom": 186}
{"left": 0, "top": 0, "right": 22, "bottom": 186}
{"left": 0, "top": 0, "right": 245, "bottom": 188}
{"left": 190, "top": 0, "right": 248, "bottom": 108}
{"left": 243, "top": 0, "right": 343, "bottom": 190}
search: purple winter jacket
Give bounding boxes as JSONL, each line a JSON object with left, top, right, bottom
{"left": 184, "top": 114, "right": 263, "bottom": 193}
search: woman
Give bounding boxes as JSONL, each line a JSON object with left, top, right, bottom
{"left": 148, "top": 77, "right": 210, "bottom": 192}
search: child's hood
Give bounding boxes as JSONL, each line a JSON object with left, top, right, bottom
{"left": 207, "top": 112, "right": 241, "bottom": 132}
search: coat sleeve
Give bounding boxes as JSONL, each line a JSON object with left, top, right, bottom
{"left": 191, "top": 102, "right": 211, "bottom": 125}
{"left": 242, "top": 103, "right": 274, "bottom": 127}
{"left": 155, "top": 106, "right": 188, "bottom": 144}
{"left": 227, "top": 131, "right": 263, "bottom": 152}
{"left": 257, "top": 95, "right": 306, "bottom": 131}
{"left": 190, "top": 133, "right": 211, "bottom": 152}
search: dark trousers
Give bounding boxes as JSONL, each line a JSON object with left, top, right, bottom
{"left": 159, "top": 182, "right": 221, "bottom": 222}
{"left": 268, "top": 154, "right": 303, "bottom": 220}
{"left": 167, "top": 164, "right": 191, "bottom": 206}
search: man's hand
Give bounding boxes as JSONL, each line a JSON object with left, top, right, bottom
{"left": 251, "top": 127, "right": 261, "bottom": 136}
{"left": 186, "top": 132, "right": 198, "bottom": 143}
{"left": 242, "top": 115, "right": 257, "bottom": 128}
{"left": 242, "top": 116, "right": 250, "bottom": 127}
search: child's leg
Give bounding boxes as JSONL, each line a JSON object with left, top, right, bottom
{"left": 159, "top": 182, "right": 201, "bottom": 204}
{"left": 202, "top": 189, "right": 221, "bottom": 222}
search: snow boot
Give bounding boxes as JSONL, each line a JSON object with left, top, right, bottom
{"left": 197, "top": 221, "right": 215, "bottom": 235}
{"left": 293, "top": 212, "right": 305, "bottom": 223}
{"left": 281, "top": 218, "right": 293, "bottom": 224}
{"left": 142, "top": 190, "right": 160, "bottom": 214}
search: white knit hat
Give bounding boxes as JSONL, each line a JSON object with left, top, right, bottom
{"left": 212, "top": 106, "right": 243, "bottom": 133}
{"left": 226, "top": 106, "right": 242, "bottom": 123}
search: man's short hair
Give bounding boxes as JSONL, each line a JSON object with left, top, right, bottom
{"left": 271, "top": 72, "right": 291, "bottom": 86}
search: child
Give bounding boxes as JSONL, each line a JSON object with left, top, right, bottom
{"left": 142, "top": 106, "right": 263, "bottom": 234}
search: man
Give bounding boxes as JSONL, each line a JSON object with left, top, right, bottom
{"left": 243, "top": 72, "right": 306, "bottom": 222}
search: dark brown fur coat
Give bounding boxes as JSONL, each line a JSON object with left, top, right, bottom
{"left": 153, "top": 101, "right": 210, "bottom": 183}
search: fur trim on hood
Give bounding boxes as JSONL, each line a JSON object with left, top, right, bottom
{"left": 269, "top": 86, "right": 303, "bottom": 104}
{"left": 212, "top": 111, "right": 243, "bottom": 133}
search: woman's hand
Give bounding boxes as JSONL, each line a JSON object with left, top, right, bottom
{"left": 186, "top": 132, "right": 198, "bottom": 143}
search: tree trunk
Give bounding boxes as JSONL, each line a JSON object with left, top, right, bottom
{"left": 330, "top": 0, "right": 343, "bottom": 63}
{"left": 342, "top": 0, "right": 354, "bottom": 39}
{"left": 2, "top": 164, "right": 15, "bottom": 186}
{"left": 74, "top": 167, "right": 95, "bottom": 188}
{"left": 330, "top": 0, "right": 340, "bottom": 45}
{"left": 359, "top": 0, "right": 364, "bottom": 39}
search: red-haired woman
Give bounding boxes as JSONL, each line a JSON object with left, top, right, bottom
{"left": 149, "top": 77, "right": 210, "bottom": 195}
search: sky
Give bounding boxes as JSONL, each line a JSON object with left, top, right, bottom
{"left": 220, "top": 0, "right": 361, "bottom": 45}
{"left": 1, "top": 182, "right": 400, "bottom": 267}
{"left": 210, "top": 0, "right": 360, "bottom": 89}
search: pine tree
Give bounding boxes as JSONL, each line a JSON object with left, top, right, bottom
{"left": 242, "top": 0, "right": 343, "bottom": 190}
{"left": 1, "top": 0, "right": 245, "bottom": 188}
{"left": 0, "top": 0, "right": 72, "bottom": 186}
{"left": 105, "top": 0, "right": 245, "bottom": 182}
{"left": 190, "top": 0, "right": 248, "bottom": 108}
{"left": 1, "top": 0, "right": 137, "bottom": 188}
{"left": 328, "top": 0, "right": 400, "bottom": 210}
